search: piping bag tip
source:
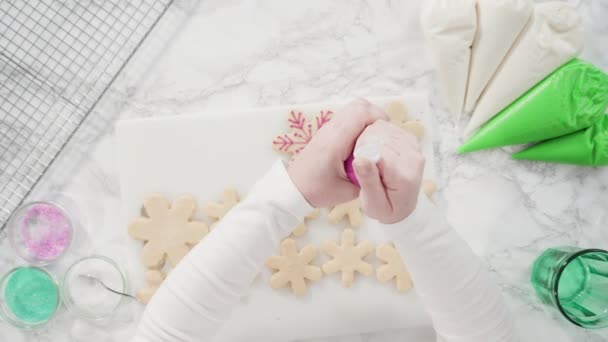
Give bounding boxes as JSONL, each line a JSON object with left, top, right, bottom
{"left": 456, "top": 144, "right": 470, "bottom": 154}
{"left": 457, "top": 138, "right": 486, "bottom": 154}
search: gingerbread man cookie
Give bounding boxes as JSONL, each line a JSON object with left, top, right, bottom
{"left": 204, "top": 187, "right": 240, "bottom": 227}
{"left": 129, "top": 194, "right": 209, "bottom": 269}
{"left": 322, "top": 228, "right": 374, "bottom": 288}
{"left": 136, "top": 269, "right": 166, "bottom": 304}
{"left": 265, "top": 239, "right": 323, "bottom": 296}
{"left": 272, "top": 109, "right": 333, "bottom": 156}
{"left": 328, "top": 198, "right": 363, "bottom": 228}
{"left": 376, "top": 243, "right": 413, "bottom": 293}
{"left": 292, "top": 209, "right": 321, "bottom": 237}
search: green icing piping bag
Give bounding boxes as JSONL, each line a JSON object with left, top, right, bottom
{"left": 459, "top": 59, "right": 608, "bottom": 153}
{"left": 513, "top": 114, "right": 608, "bottom": 166}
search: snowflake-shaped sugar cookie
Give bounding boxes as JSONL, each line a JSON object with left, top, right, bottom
{"left": 403, "top": 121, "right": 425, "bottom": 141}
{"left": 376, "top": 243, "right": 413, "bottom": 293}
{"left": 384, "top": 100, "right": 425, "bottom": 141}
{"left": 322, "top": 228, "right": 374, "bottom": 288}
{"left": 136, "top": 269, "right": 166, "bottom": 304}
{"left": 265, "top": 239, "right": 323, "bottom": 296}
{"left": 129, "top": 194, "right": 209, "bottom": 269}
{"left": 422, "top": 180, "right": 437, "bottom": 200}
{"left": 328, "top": 198, "right": 363, "bottom": 228}
{"left": 272, "top": 110, "right": 333, "bottom": 156}
{"left": 204, "top": 187, "right": 240, "bottom": 227}
{"left": 291, "top": 209, "right": 321, "bottom": 237}
{"left": 385, "top": 100, "right": 411, "bottom": 124}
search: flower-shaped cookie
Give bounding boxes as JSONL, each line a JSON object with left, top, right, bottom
{"left": 291, "top": 209, "right": 321, "bottom": 237}
{"left": 204, "top": 187, "right": 240, "bottom": 227}
{"left": 328, "top": 198, "right": 363, "bottom": 228}
{"left": 136, "top": 269, "right": 166, "bottom": 304}
{"left": 265, "top": 239, "right": 323, "bottom": 296}
{"left": 129, "top": 194, "right": 209, "bottom": 269}
{"left": 384, "top": 100, "right": 425, "bottom": 141}
{"left": 322, "top": 228, "right": 374, "bottom": 288}
{"left": 272, "top": 109, "right": 333, "bottom": 156}
{"left": 376, "top": 243, "right": 413, "bottom": 293}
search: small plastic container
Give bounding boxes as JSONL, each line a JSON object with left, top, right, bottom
{"left": 61, "top": 255, "right": 128, "bottom": 320}
{"left": 7, "top": 201, "right": 74, "bottom": 265}
{"left": 0, "top": 266, "right": 60, "bottom": 329}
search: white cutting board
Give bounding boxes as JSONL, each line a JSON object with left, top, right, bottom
{"left": 116, "top": 94, "right": 435, "bottom": 341}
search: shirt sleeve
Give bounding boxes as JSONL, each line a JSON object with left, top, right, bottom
{"left": 131, "top": 160, "right": 313, "bottom": 342}
{"left": 381, "top": 194, "right": 517, "bottom": 342}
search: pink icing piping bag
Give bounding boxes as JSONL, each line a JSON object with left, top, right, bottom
{"left": 344, "top": 154, "right": 359, "bottom": 187}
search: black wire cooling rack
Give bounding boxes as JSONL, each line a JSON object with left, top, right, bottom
{"left": 0, "top": 0, "right": 173, "bottom": 231}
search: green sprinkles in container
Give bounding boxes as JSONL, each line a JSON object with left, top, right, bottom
{"left": 0, "top": 267, "right": 59, "bottom": 328}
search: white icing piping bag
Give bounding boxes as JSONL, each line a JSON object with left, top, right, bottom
{"left": 345, "top": 136, "right": 385, "bottom": 186}
{"left": 465, "top": 2, "right": 584, "bottom": 135}
{"left": 464, "top": 0, "right": 533, "bottom": 113}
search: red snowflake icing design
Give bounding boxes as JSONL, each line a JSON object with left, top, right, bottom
{"left": 272, "top": 110, "right": 333, "bottom": 155}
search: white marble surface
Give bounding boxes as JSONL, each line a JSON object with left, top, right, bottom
{"left": 2, "top": 0, "right": 608, "bottom": 341}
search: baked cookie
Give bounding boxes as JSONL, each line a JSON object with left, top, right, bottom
{"left": 385, "top": 100, "right": 410, "bottom": 125}
{"left": 422, "top": 180, "right": 437, "bottom": 200}
{"left": 292, "top": 209, "right": 321, "bottom": 237}
{"left": 322, "top": 229, "right": 374, "bottom": 288}
{"left": 265, "top": 239, "right": 323, "bottom": 296}
{"left": 384, "top": 100, "right": 425, "bottom": 141}
{"left": 204, "top": 187, "right": 240, "bottom": 227}
{"left": 376, "top": 243, "right": 413, "bottom": 293}
{"left": 136, "top": 269, "right": 166, "bottom": 304}
{"left": 272, "top": 109, "right": 333, "bottom": 156}
{"left": 403, "top": 121, "right": 425, "bottom": 141}
{"left": 128, "top": 194, "right": 209, "bottom": 268}
{"left": 328, "top": 198, "right": 363, "bottom": 228}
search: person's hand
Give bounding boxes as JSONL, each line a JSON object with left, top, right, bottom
{"left": 288, "top": 99, "right": 388, "bottom": 208}
{"left": 353, "top": 120, "right": 425, "bottom": 224}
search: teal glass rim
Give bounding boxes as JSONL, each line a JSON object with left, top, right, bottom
{"left": 552, "top": 248, "right": 608, "bottom": 328}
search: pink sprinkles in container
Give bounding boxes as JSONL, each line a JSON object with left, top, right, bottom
{"left": 8, "top": 202, "right": 73, "bottom": 264}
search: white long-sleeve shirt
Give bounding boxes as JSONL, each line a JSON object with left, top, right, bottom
{"left": 132, "top": 161, "right": 516, "bottom": 342}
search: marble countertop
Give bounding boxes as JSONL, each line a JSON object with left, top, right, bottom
{"left": 2, "top": 0, "right": 608, "bottom": 341}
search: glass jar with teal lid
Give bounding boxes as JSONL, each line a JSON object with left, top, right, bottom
{"left": 0, "top": 266, "right": 60, "bottom": 329}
